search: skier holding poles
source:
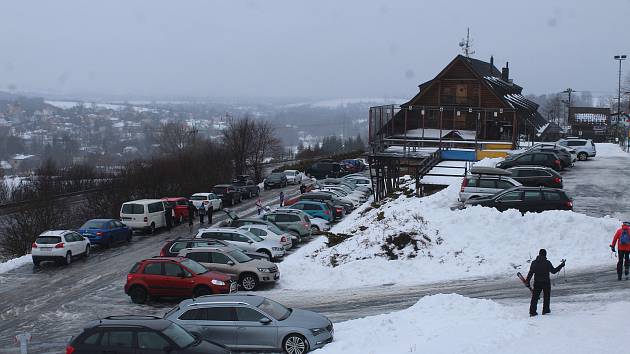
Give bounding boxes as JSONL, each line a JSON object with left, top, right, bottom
{"left": 524, "top": 249, "right": 565, "bottom": 317}
{"left": 610, "top": 221, "right": 630, "bottom": 281}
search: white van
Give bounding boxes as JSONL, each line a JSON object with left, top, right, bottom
{"left": 120, "top": 199, "right": 167, "bottom": 233}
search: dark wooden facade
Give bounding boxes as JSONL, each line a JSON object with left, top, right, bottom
{"left": 370, "top": 55, "right": 549, "bottom": 149}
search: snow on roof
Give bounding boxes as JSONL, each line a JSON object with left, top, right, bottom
{"left": 536, "top": 123, "right": 550, "bottom": 136}
{"left": 1, "top": 160, "right": 11, "bottom": 169}
{"left": 11, "top": 154, "right": 35, "bottom": 160}
{"left": 574, "top": 113, "right": 607, "bottom": 123}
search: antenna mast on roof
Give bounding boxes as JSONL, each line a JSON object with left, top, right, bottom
{"left": 459, "top": 27, "right": 475, "bottom": 57}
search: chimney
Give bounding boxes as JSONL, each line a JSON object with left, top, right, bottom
{"left": 501, "top": 61, "right": 509, "bottom": 81}
{"left": 489, "top": 56, "right": 494, "bottom": 75}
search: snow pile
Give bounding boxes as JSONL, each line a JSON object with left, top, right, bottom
{"left": 278, "top": 184, "right": 619, "bottom": 290}
{"left": 316, "top": 293, "right": 630, "bottom": 354}
{"left": 0, "top": 254, "right": 32, "bottom": 273}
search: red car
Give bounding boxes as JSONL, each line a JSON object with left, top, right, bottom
{"left": 124, "top": 257, "right": 236, "bottom": 304}
{"left": 161, "top": 197, "right": 190, "bottom": 223}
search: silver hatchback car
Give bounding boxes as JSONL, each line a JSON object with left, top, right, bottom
{"left": 459, "top": 166, "right": 522, "bottom": 202}
{"left": 165, "top": 294, "right": 333, "bottom": 354}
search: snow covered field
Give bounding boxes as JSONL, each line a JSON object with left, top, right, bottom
{"left": 278, "top": 148, "right": 626, "bottom": 291}
{"left": 315, "top": 293, "right": 630, "bottom": 354}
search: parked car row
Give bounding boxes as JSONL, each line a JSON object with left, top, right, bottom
{"left": 67, "top": 294, "right": 333, "bottom": 354}
{"left": 460, "top": 139, "right": 594, "bottom": 213}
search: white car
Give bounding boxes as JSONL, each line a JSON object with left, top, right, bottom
{"left": 238, "top": 225, "right": 293, "bottom": 250}
{"left": 344, "top": 176, "right": 373, "bottom": 191}
{"left": 195, "top": 227, "right": 286, "bottom": 261}
{"left": 190, "top": 192, "right": 222, "bottom": 211}
{"left": 309, "top": 217, "right": 331, "bottom": 234}
{"left": 31, "top": 230, "right": 91, "bottom": 266}
{"left": 556, "top": 138, "right": 596, "bottom": 161}
{"left": 283, "top": 170, "right": 302, "bottom": 185}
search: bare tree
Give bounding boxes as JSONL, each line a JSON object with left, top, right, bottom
{"left": 157, "top": 122, "right": 199, "bottom": 155}
{"left": 250, "top": 120, "right": 281, "bottom": 182}
{"left": 222, "top": 116, "right": 256, "bottom": 176}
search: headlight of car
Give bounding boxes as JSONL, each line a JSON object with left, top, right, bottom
{"left": 257, "top": 268, "right": 273, "bottom": 273}
{"left": 272, "top": 247, "right": 283, "bottom": 251}
{"left": 310, "top": 328, "right": 327, "bottom": 336}
{"left": 211, "top": 279, "right": 226, "bottom": 286}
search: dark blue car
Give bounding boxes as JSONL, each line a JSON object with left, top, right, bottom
{"left": 78, "top": 219, "right": 132, "bottom": 248}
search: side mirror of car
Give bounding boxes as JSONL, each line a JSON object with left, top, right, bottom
{"left": 259, "top": 317, "right": 272, "bottom": 325}
{"left": 227, "top": 260, "right": 235, "bottom": 266}
{"left": 247, "top": 240, "right": 254, "bottom": 244}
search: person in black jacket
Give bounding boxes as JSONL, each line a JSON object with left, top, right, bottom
{"left": 525, "top": 249, "right": 565, "bottom": 316}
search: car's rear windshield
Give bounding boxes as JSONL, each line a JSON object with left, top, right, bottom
{"left": 213, "top": 187, "right": 228, "bottom": 194}
{"left": 129, "top": 262, "right": 141, "bottom": 274}
{"left": 121, "top": 203, "right": 144, "bottom": 214}
{"left": 257, "top": 298, "right": 291, "bottom": 321}
{"left": 190, "top": 195, "right": 207, "bottom": 201}
{"left": 36, "top": 236, "right": 62, "bottom": 244}
{"left": 80, "top": 220, "right": 107, "bottom": 229}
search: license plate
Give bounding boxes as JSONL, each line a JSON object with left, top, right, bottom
{"left": 40, "top": 247, "right": 51, "bottom": 252}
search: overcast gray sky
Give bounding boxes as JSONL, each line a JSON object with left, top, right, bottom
{"left": 1, "top": 0, "right": 629, "bottom": 100}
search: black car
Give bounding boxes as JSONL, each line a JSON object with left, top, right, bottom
{"left": 496, "top": 151, "right": 562, "bottom": 171}
{"left": 232, "top": 175, "right": 260, "bottom": 199}
{"left": 523, "top": 146, "right": 572, "bottom": 168}
{"left": 66, "top": 315, "right": 229, "bottom": 354}
{"left": 159, "top": 237, "right": 270, "bottom": 260}
{"left": 305, "top": 161, "right": 345, "bottom": 179}
{"left": 465, "top": 186, "right": 573, "bottom": 213}
{"left": 507, "top": 166, "right": 563, "bottom": 188}
{"left": 299, "top": 191, "right": 354, "bottom": 213}
{"left": 264, "top": 172, "right": 288, "bottom": 189}
{"left": 212, "top": 184, "right": 242, "bottom": 206}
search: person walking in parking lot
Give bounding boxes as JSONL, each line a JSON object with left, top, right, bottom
{"left": 187, "top": 201, "right": 195, "bottom": 232}
{"left": 279, "top": 191, "right": 285, "bottom": 207}
{"left": 198, "top": 203, "right": 206, "bottom": 224}
{"left": 164, "top": 204, "right": 173, "bottom": 230}
{"left": 525, "top": 249, "right": 565, "bottom": 316}
{"left": 610, "top": 221, "right": 630, "bottom": 280}
{"left": 300, "top": 183, "right": 307, "bottom": 194}
{"left": 256, "top": 197, "right": 263, "bottom": 215}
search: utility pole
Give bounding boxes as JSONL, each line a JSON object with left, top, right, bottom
{"left": 562, "top": 88, "right": 574, "bottom": 127}
{"left": 614, "top": 55, "right": 627, "bottom": 118}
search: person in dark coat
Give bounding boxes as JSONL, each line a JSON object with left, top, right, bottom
{"left": 187, "top": 201, "right": 195, "bottom": 227}
{"left": 198, "top": 203, "right": 206, "bottom": 224}
{"left": 164, "top": 204, "right": 173, "bottom": 230}
{"left": 299, "top": 183, "right": 307, "bottom": 194}
{"left": 525, "top": 249, "right": 565, "bottom": 316}
{"left": 279, "top": 191, "right": 285, "bottom": 207}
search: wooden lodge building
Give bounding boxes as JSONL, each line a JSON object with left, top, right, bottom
{"left": 369, "top": 55, "right": 555, "bottom": 158}
{"left": 367, "top": 55, "right": 557, "bottom": 200}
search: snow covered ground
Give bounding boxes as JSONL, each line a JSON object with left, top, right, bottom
{"left": 277, "top": 149, "right": 623, "bottom": 291}
{"left": 0, "top": 255, "right": 32, "bottom": 273}
{"left": 315, "top": 293, "right": 630, "bottom": 354}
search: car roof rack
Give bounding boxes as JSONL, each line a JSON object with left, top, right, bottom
{"left": 104, "top": 315, "right": 162, "bottom": 320}
{"left": 469, "top": 166, "right": 511, "bottom": 176}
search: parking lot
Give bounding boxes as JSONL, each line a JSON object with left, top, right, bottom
{"left": 0, "top": 182, "right": 313, "bottom": 353}
{"left": 561, "top": 145, "right": 630, "bottom": 220}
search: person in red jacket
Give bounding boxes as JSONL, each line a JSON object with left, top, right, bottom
{"left": 610, "top": 222, "right": 630, "bottom": 281}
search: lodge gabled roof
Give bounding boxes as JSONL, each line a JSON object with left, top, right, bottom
{"left": 401, "top": 55, "right": 548, "bottom": 130}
